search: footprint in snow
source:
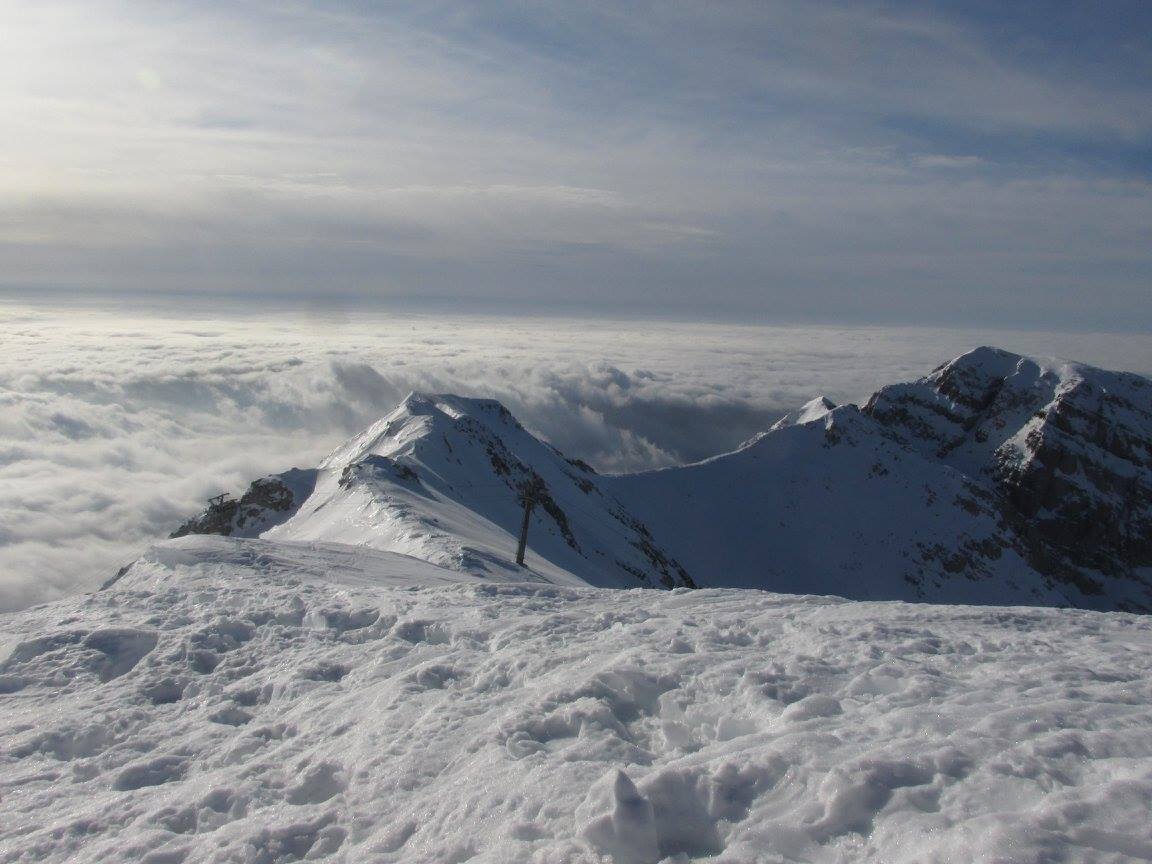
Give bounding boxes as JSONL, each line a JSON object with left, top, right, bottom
{"left": 405, "top": 663, "right": 461, "bottom": 691}
{"left": 298, "top": 661, "right": 350, "bottom": 682}
{"left": 113, "top": 755, "right": 188, "bottom": 791}
{"left": 285, "top": 761, "right": 347, "bottom": 805}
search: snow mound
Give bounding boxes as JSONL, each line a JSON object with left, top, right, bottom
{"left": 769, "top": 395, "right": 838, "bottom": 431}
{"left": 2, "top": 539, "right": 1151, "bottom": 862}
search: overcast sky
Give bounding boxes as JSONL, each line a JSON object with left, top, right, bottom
{"left": 2, "top": 0, "right": 1150, "bottom": 327}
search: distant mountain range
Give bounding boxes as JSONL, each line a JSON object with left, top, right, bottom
{"left": 169, "top": 347, "right": 1152, "bottom": 612}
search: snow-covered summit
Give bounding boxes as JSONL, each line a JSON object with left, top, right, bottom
{"left": 769, "top": 395, "right": 837, "bottom": 432}
{"left": 174, "top": 391, "right": 694, "bottom": 590}
{"left": 318, "top": 393, "right": 524, "bottom": 471}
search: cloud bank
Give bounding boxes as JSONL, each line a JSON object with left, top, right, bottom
{"left": 2, "top": 298, "right": 1150, "bottom": 612}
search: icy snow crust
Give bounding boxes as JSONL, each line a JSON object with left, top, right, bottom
{"left": 3, "top": 536, "right": 1152, "bottom": 863}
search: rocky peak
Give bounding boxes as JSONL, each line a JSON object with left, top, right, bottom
{"left": 866, "top": 347, "right": 1152, "bottom": 610}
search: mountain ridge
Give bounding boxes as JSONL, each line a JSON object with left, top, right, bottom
{"left": 865, "top": 346, "right": 1152, "bottom": 607}
{"left": 177, "top": 391, "right": 695, "bottom": 590}
{"left": 169, "top": 346, "right": 1152, "bottom": 611}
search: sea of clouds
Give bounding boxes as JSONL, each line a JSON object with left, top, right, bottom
{"left": 2, "top": 297, "right": 1150, "bottom": 612}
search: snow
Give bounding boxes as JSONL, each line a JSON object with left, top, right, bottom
{"left": 608, "top": 405, "right": 1069, "bottom": 605}
{"left": 769, "top": 396, "right": 837, "bottom": 432}
{"left": 3, "top": 535, "right": 1152, "bottom": 863}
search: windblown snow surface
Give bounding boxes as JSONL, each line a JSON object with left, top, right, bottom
{"left": 3, "top": 535, "right": 1152, "bottom": 863}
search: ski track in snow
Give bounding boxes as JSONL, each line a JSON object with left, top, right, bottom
{"left": 2, "top": 536, "right": 1152, "bottom": 863}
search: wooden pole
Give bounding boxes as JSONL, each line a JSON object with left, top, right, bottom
{"left": 515, "top": 479, "right": 543, "bottom": 567}
{"left": 515, "top": 496, "right": 535, "bottom": 566}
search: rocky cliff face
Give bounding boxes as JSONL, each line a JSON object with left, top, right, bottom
{"left": 866, "top": 347, "right": 1152, "bottom": 610}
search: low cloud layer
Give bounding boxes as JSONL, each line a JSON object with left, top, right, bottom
{"left": 2, "top": 298, "right": 1150, "bottom": 612}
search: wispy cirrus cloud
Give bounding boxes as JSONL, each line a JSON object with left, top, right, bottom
{"left": 1, "top": 1, "right": 1150, "bottom": 325}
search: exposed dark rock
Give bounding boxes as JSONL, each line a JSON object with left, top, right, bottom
{"left": 566, "top": 457, "right": 597, "bottom": 475}
{"left": 171, "top": 470, "right": 316, "bottom": 540}
{"left": 170, "top": 497, "right": 239, "bottom": 539}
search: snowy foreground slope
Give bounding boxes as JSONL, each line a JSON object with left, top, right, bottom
{"left": 3, "top": 536, "right": 1152, "bottom": 863}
